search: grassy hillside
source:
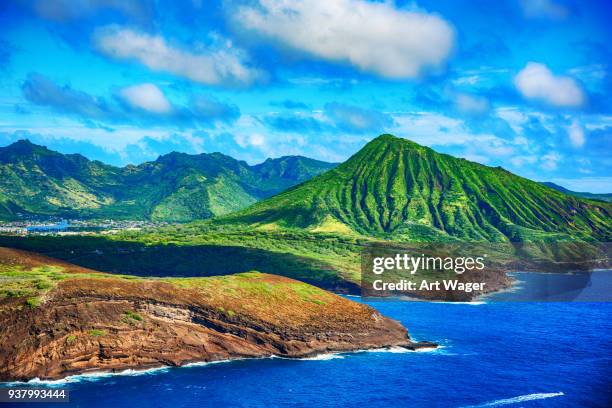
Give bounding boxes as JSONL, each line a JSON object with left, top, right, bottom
{"left": 0, "top": 230, "right": 363, "bottom": 292}
{"left": 224, "top": 135, "right": 611, "bottom": 242}
{"left": 0, "top": 140, "right": 336, "bottom": 221}
{"left": 1, "top": 135, "right": 608, "bottom": 294}
{"left": 0, "top": 246, "right": 337, "bottom": 314}
{"left": 0, "top": 246, "right": 416, "bottom": 381}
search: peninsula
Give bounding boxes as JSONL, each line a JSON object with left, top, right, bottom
{"left": 0, "top": 247, "right": 435, "bottom": 381}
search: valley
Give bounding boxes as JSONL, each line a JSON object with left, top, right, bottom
{"left": 0, "top": 140, "right": 336, "bottom": 222}
{"left": 0, "top": 134, "right": 609, "bottom": 301}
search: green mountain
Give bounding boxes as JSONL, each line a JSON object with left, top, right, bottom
{"left": 0, "top": 140, "right": 336, "bottom": 221}
{"left": 541, "top": 182, "right": 612, "bottom": 203}
{"left": 224, "top": 134, "right": 611, "bottom": 242}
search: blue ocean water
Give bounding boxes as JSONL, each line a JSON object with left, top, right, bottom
{"left": 3, "top": 274, "right": 612, "bottom": 407}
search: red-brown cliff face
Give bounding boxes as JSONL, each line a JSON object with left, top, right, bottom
{"left": 0, "top": 248, "right": 434, "bottom": 381}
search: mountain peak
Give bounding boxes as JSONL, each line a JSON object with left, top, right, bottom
{"left": 13, "top": 138, "right": 34, "bottom": 146}
{"left": 373, "top": 133, "right": 399, "bottom": 142}
{"left": 0, "top": 139, "right": 52, "bottom": 161}
{"left": 367, "top": 134, "right": 423, "bottom": 150}
{"left": 5, "top": 139, "right": 37, "bottom": 150}
{"left": 227, "top": 134, "right": 611, "bottom": 242}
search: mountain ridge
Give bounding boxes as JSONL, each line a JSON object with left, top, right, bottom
{"left": 541, "top": 182, "right": 612, "bottom": 203}
{"left": 0, "top": 139, "right": 337, "bottom": 221}
{"left": 223, "top": 134, "right": 611, "bottom": 242}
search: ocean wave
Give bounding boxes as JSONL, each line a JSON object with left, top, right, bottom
{"left": 1, "top": 345, "right": 443, "bottom": 387}
{"left": 364, "top": 345, "right": 443, "bottom": 354}
{"left": 182, "top": 358, "right": 247, "bottom": 368}
{"left": 461, "top": 391, "right": 564, "bottom": 407}
{"left": 295, "top": 353, "right": 345, "bottom": 361}
{"left": 271, "top": 353, "right": 345, "bottom": 361}
{"left": 3, "top": 366, "right": 172, "bottom": 387}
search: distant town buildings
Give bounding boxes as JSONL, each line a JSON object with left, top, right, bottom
{"left": 0, "top": 218, "right": 170, "bottom": 236}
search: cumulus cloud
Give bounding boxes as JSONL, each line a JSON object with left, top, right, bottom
{"left": 567, "top": 119, "right": 585, "bottom": 147}
{"left": 233, "top": 0, "right": 454, "bottom": 79}
{"left": 22, "top": 73, "right": 240, "bottom": 127}
{"left": 94, "top": 26, "right": 261, "bottom": 87}
{"left": 519, "top": 0, "right": 568, "bottom": 20}
{"left": 514, "top": 62, "right": 585, "bottom": 107}
{"left": 119, "top": 83, "right": 171, "bottom": 114}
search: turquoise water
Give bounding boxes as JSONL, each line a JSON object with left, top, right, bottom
{"left": 3, "top": 273, "right": 612, "bottom": 407}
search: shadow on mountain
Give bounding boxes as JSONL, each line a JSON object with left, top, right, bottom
{"left": 0, "top": 235, "right": 358, "bottom": 294}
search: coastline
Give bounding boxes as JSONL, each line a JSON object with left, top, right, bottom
{"left": 1, "top": 345, "right": 441, "bottom": 385}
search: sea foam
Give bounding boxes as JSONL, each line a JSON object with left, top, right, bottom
{"left": 3, "top": 366, "right": 172, "bottom": 387}
{"left": 462, "top": 391, "right": 564, "bottom": 407}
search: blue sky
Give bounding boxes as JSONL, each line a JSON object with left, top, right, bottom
{"left": 0, "top": 0, "right": 611, "bottom": 192}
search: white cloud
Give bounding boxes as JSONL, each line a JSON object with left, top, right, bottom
{"left": 233, "top": 0, "right": 454, "bottom": 79}
{"left": 514, "top": 62, "right": 585, "bottom": 107}
{"left": 510, "top": 155, "right": 538, "bottom": 167}
{"left": 567, "top": 119, "right": 585, "bottom": 147}
{"left": 119, "top": 83, "right": 171, "bottom": 114}
{"left": 249, "top": 133, "right": 265, "bottom": 146}
{"left": 496, "top": 107, "right": 529, "bottom": 133}
{"left": 392, "top": 112, "right": 508, "bottom": 148}
{"left": 94, "top": 26, "right": 261, "bottom": 86}
{"left": 452, "top": 75, "right": 481, "bottom": 86}
{"left": 541, "top": 152, "right": 561, "bottom": 170}
{"left": 568, "top": 64, "right": 607, "bottom": 85}
{"left": 461, "top": 153, "right": 490, "bottom": 164}
{"left": 454, "top": 93, "right": 489, "bottom": 115}
{"left": 235, "top": 133, "right": 266, "bottom": 148}
{"left": 519, "top": 0, "right": 568, "bottom": 20}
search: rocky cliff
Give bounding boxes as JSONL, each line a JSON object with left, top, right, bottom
{"left": 0, "top": 247, "right": 434, "bottom": 381}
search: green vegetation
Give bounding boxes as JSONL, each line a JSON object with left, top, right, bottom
{"left": 0, "top": 264, "right": 66, "bottom": 302}
{"left": 0, "top": 140, "right": 335, "bottom": 221}
{"left": 25, "top": 297, "right": 41, "bottom": 308}
{"left": 0, "top": 260, "right": 142, "bottom": 308}
{"left": 222, "top": 135, "right": 611, "bottom": 242}
{"left": 123, "top": 310, "right": 143, "bottom": 322}
{"left": 66, "top": 334, "right": 77, "bottom": 345}
{"left": 163, "top": 271, "right": 333, "bottom": 319}
{"left": 1, "top": 135, "right": 609, "bottom": 294}
{"left": 0, "top": 233, "right": 361, "bottom": 290}
{"left": 0, "top": 247, "right": 338, "bottom": 315}
{"left": 0, "top": 248, "right": 338, "bottom": 330}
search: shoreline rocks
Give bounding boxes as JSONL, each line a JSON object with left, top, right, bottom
{"left": 0, "top": 273, "right": 435, "bottom": 381}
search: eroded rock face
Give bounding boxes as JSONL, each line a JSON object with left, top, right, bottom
{"left": 0, "top": 275, "right": 425, "bottom": 381}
